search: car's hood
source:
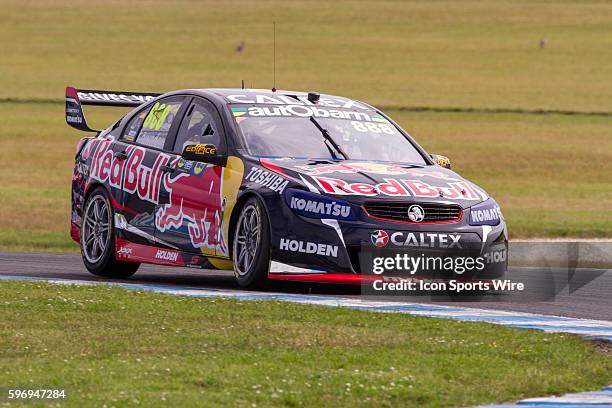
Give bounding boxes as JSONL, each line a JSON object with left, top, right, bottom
{"left": 261, "top": 158, "right": 489, "bottom": 208}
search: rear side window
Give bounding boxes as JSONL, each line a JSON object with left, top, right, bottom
{"left": 123, "top": 108, "right": 151, "bottom": 142}
{"left": 122, "top": 97, "right": 183, "bottom": 149}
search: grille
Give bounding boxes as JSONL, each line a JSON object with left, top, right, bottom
{"left": 363, "top": 202, "right": 462, "bottom": 224}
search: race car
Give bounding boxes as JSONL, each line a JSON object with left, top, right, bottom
{"left": 66, "top": 86, "right": 507, "bottom": 287}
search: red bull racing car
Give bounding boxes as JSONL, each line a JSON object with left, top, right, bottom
{"left": 67, "top": 86, "right": 507, "bottom": 288}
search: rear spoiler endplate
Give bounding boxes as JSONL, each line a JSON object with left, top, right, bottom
{"left": 65, "top": 86, "right": 161, "bottom": 132}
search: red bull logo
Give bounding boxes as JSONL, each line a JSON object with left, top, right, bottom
{"left": 155, "top": 165, "right": 227, "bottom": 255}
{"left": 314, "top": 176, "right": 484, "bottom": 201}
{"left": 88, "top": 139, "right": 170, "bottom": 204}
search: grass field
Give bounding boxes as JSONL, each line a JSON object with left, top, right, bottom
{"left": 0, "top": 281, "right": 610, "bottom": 407}
{"left": 3, "top": 0, "right": 612, "bottom": 111}
{"left": 1, "top": 0, "right": 611, "bottom": 251}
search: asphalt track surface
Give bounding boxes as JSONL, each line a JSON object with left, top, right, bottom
{"left": 0, "top": 252, "right": 610, "bottom": 321}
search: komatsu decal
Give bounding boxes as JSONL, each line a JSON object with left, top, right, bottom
{"left": 469, "top": 199, "right": 503, "bottom": 226}
{"left": 471, "top": 207, "right": 501, "bottom": 224}
{"left": 285, "top": 189, "right": 354, "bottom": 220}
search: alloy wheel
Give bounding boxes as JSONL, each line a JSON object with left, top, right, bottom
{"left": 82, "top": 195, "right": 111, "bottom": 264}
{"left": 234, "top": 204, "right": 261, "bottom": 276}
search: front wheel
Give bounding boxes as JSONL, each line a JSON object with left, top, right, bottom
{"left": 81, "top": 187, "right": 140, "bottom": 279}
{"left": 232, "top": 197, "right": 271, "bottom": 288}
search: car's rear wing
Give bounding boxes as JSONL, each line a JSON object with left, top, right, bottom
{"left": 65, "top": 86, "right": 161, "bottom": 132}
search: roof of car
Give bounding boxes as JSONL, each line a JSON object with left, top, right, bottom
{"left": 184, "top": 88, "right": 376, "bottom": 111}
{"left": 206, "top": 88, "right": 311, "bottom": 97}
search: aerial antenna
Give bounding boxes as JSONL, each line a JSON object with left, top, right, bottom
{"left": 272, "top": 21, "right": 276, "bottom": 92}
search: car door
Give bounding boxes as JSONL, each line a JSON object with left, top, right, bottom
{"left": 154, "top": 97, "right": 228, "bottom": 257}
{"left": 115, "top": 95, "right": 187, "bottom": 247}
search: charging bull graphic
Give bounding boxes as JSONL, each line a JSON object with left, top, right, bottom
{"left": 86, "top": 137, "right": 230, "bottom": 256}
{"left": 296, "top": 161, "right": 459, "bottom": 180}
{"left": 155, "top": 163, "right": 227, "bottom": 256}
{"left": 297, "top": 162, "right": 410, "bottom": 176}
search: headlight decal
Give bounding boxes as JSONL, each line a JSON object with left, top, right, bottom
{"left": 469, "top": 199, "right": 503, "bottom": 226}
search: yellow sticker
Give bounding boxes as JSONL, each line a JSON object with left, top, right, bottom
{"left": 143, "top": 102, "right": 177, "bottom": 131}
{"left": 185, "top": 144, "right": 217, "bottom": 156}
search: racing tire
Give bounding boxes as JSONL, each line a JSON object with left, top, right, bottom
{"left": 232, "top": 197, "right": 271, "bottom": 288}
{"left": 80, "top": 187, "right": 140, "bottom": 279}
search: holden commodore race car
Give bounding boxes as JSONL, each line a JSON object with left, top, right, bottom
{"left": 66, "top": 86, "right": 507, "bottom": 288}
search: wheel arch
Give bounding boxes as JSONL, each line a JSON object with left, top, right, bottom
{"left": 83, "top": 181, "right": 109, "bottom": 204}
{"left": 227, "top": 190, "right": 272, "bottom": 259}
{"left": 84, "top": 182, "right": 126, "bottom": 213}
{"left": 81, "top": 182, "right": 123, "bottom": 241}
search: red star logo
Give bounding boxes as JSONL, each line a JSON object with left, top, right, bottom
{"left": 370, "top": 230, "right": 389, "bottom": 248}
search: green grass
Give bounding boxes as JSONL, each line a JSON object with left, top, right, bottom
{"left": 1, "top": 0, "right": 612, "bottom": 250}
{"left": 2, "top": 1, "right": 612, "bottom": 112}
{"left": 398, "top": 110, "right": 612, "bottom": 237}
{"left": 0, "top": 230, "right": 76, "bottom": 253}
{"left": 0, "top": 281, "right": 610, "bottom": 407}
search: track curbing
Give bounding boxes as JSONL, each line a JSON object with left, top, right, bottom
{"left": 1, "top": 274, "right": 610, "bottom": 342}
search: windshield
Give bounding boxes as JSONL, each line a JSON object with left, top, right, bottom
{"left": 232, "top": 104, "right": 428, "bottom": 164}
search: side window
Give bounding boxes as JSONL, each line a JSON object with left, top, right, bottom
{"left": 122, "top": 97, "right": 183, "bottom": 149}
{"left": 137, "top": 98, "right": 183, "bottom": 149}
{"left": 122, "top": 107, "right": 152, "bottom": 142}
{"left": 173, "top": 99, "right": 222, "bottom": 154}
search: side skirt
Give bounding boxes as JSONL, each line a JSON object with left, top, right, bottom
{"left": 114, "top": 238, "right": 222, "bottom": 269}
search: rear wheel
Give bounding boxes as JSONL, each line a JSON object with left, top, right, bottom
{"left": 81, "top": 187, "right": 140, "bottom": 278}
{"left": 232, "top": 197, "right": 271, "bottom": 288}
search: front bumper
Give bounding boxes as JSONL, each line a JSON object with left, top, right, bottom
{"left": 266, "top": 196, "right": 508, "bottom": 283}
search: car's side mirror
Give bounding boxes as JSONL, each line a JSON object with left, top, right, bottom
{"left": 430, "top": 154, "right": 451, "bottom": 169}
{"left": 181, "top": 144, "right": 227, "bottom": 167}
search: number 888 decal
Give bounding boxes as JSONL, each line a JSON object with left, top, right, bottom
{"left": 350, "top": 120, "right": 396, "bottom": 135}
